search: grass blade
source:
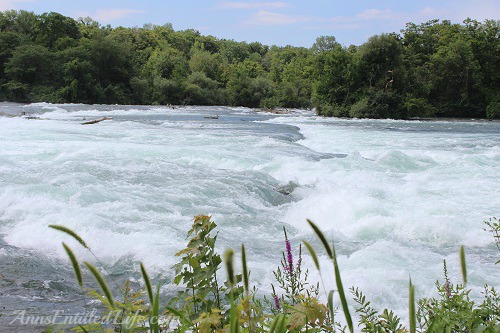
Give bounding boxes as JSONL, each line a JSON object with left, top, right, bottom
{"left": 62, "top": 242, "right": 83, "bottom": 289}
{"left": 49, "top": 225, "right": 88, "bottom": 249}
{"left": 166, "top": 307, "right": 191, "bottom": 328}
{"left": 276, "top": 314, "right": 287, "bottom": 333}
{"left": 327, "top": 290, "right": 335, "bottom": 324}
{"left": 140, "top": 263, "right": 154, "bottom": 305}
{"left": 78, "top": 325, "right": 90, "bottom": 333}
{"left": 268, "top": 314, "right": 280, "bottom": 333}
{"left": 151, "top": 282, "right": 161, "bottom": 333}
{"left": 460, "top": 245, "right": 467, "bottom": 284}
{"left": 230, "top": 293, "right": 238, "bottom": 333}
{"left": 332, "top": 242, "right": 353, "bottom": 333}
{"left": 409, "top": 279, "right": 416, "bottom": 333}
{"left": 224, "top": 248, "right": 235, "bottom": 287}
{"left": 303, "top": 240, "right": 321, "bottom": 271}
{"left": 84, "top": 262, "right": 114, "bottom": 309}
{"left": 307, "top": 219, "right": 333, "bottom": 259}
{"left": 241, "top": 244, "right": 249, "bottom": 295}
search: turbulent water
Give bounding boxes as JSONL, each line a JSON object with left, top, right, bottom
{"left": 1, "top": 103, "right": 499, "bottom": 330}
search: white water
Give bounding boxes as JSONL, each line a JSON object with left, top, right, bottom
{"left": 1, "top": 103, "right": 499, "bottom": 327}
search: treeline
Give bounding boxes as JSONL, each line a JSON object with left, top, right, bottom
{"left": 0, "top": 10, "right": 499, "bottom": 118}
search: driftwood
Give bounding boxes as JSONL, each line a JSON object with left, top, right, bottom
{"left": 81, "top": 116, "right": 112, "bottom": 125}
{"left": 203, "top": 115, "right": 219, "bottom": 119}
{"left": 257, "top": 108, "right": 291, "bottom": 114}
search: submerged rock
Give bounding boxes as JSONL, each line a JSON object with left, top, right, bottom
{"left": 275, "top": 181, "right": 299, "bottom": 195}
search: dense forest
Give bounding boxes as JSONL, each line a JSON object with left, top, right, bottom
{"left": 0, "top": 10, "right": 499, "bottom": 119}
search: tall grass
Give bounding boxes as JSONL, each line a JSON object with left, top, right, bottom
{"left": 49, "top": 216, "right": 500, "bottom": 332}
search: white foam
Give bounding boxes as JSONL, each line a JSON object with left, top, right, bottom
{"left": 1, "top": 104, "right": 499, "bottom": 321}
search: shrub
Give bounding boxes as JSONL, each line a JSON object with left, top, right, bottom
{"left": 486, "top": 101, "right": 500, "bottom": 119}
{"left": 48, "top": 216, "right": 500, "bottom": 332}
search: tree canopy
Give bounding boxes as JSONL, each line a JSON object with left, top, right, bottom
{"left": 0, "top": 10, "right": 498, "bottom": 119}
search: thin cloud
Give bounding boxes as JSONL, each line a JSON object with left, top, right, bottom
{"left": 219, "top": 1, "right": 289, "bottom": 10}
{"left": 356, "top": 9, "right": 396, "bottom": 20}
{"left": 195, "top": 26, "right": 211, "bottom": 32}
{"left": 246, "top": 10, "right": 310, "bottom": 25}
{"left": 77, "top": 8, "right": 145, "bottom": 23}
{"left": 0, "top": 0, "right": 33, "bottom": 11}
{"left": 419, "top": 7, "right": 437, "bottom": 16}
{"left": 449, "top": 0, "right": 499, "bottom": 21}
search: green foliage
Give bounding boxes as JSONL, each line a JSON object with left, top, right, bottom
{"left": 307, "top": 219, "right": 353, "bottom": 333}
{"left": 352, "top": 287, "right": 406, "bottom": 333}
{"left": 348, "top": 91, "right": 404, "bottom": 119}
{"left": 271, "top": 228, "right": 319, "bottom": 310}
{"left": 35, "top": 12, "right": 80, "bottom": 48}
{"left": 1, "top": 10, "right": 498, "bottom": 118}
{"left": 409, "top": 280, "right": 416, "bottom": 333}
{"left": 49, "top": 224, "right": 89, "bottom": 248}
{"left": 4, "top": 44, "right": 52, "bottom": 84}
{"left": 62, "top": 242, "right": 83, "bottom": 289}
{"left": 170, "top": 215, "right": 226, "bottom": 320}
{"left": 484, "top": 217, "right": 500, "bottom": 263}
{"left": 51, "top": 216, "right": 499, "bottom": 333}
{"left": 486, "top": 101, "right": 500, "bottom": 119}
{"left": 416, "top": 260, "right": 500, "bottom": 332}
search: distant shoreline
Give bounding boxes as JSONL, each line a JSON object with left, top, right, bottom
{"left": 1, "top": 103, "right": 499, "bottom": 123}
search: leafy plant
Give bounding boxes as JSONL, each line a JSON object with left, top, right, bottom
{"left": 272, "top": 227, "right": 319, "bottom": 310}
{"left": 169, "top": 215, "right": 241, "bottom": 324}
{"left": 49, "top": 216, "right": 500, "bottom": 333}
{"left": 49, "top": 225, "right": 162, "bottom": 333}
{"left": 484, "top": 217, "right": 500, "bottom": 264}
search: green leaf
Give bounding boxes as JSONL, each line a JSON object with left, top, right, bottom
{"left": 224, "top": 248, "right": 235, "bottom": 287}
{"left": 78, "top": 325, "right": 90, "bottom": 333}
{"left": 332, "top": 242, "right": 353, "bottom": 333}
{"left": 49, "top": 224, "right": 88, "bottom": 249}
{"left": 276, "top": 314, "right": 287, "bottom": 333}
{"left": 230, "top": 291, "right": 238, "bottom": 333}
{"left": 84, "top": 262, "right": 114, "bottom": 309}
{"left": 307, "top": 219, "right": 333, "bottom": 259}
{"left": 140, "top": 263, "right": 154, "bottom": 307}
{"left": 173, "top": 274, "right": 182, "bottom": 285}
{"left": 166, "top": 307, "right": 191, "bottom": 328}
{"left": 409, "top": 279, "right": 416, "bottom": 333}
{"left": 62, "top": 242, "right": 83, "bottom": 288}
{"left": 460, "top": 245, "right": 467, "bottom": 284}
{"left": 151, "top": 282, "right": 161, "bottom": 333}
{"left": 241, "top": 244, "right": 249, "bottom": 294}
{"left": 303, "top": 240, "right": 321, "bottom": 271}
{"left": 328, "top": 289, "right": 335, "bottom": 323}
{"left": 268, "top": 314, "right": 280, "bottom": 333}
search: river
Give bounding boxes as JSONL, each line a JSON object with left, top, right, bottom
{"left": 0, "top": 103, "right": 499, "bottom": 331}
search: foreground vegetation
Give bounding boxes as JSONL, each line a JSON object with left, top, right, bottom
{"left": 0, "top": 10, "right": 499, "bottom": 119}
{"left": 47, "top": 216, "right": 500, "bottom": 332}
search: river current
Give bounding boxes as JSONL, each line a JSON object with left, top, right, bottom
{"left": 0, "top": 103, "right": 499, "bottom": 331}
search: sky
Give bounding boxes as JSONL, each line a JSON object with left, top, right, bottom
{"left": 1, "top": 0, "right": 499, "bottom": 47}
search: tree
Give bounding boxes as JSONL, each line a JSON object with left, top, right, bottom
{"left": 189, "top": 45, "right": 224, "bottom": 81}
{"left": 3, "top": 44, "right": 53, "bottom": 101}
{"left": 312, "top": 45, "right": 358, "bottom": 116}
{"left": 5, "top": 44, "right": 52, "bottom": 84}
{"left": 358, "top": 33, "right": 403, "bottom": 90}
{"left": 429, "top": 38, "right": 483, "bottom": 117}
{"left": 144, "top": 43, "right": 188, "bottom": 81}
{"left": 311, "top": 36, "right": 340, "bottom": 54}
{"left": 35, "top": 12, "right": 80, "bottom": 48}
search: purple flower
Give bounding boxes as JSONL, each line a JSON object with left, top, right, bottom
{"left": 285, "top": 239, "right": 293, "bottom": 273}
{"left": 445, "top": 280, "right": 451, "bottom": 297}
{"left": 274, "top": 295, "right": 281, "bottom": 310}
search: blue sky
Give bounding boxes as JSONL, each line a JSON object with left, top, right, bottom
{"left": 1, "top": 0, "right": 499, "bottom": 47}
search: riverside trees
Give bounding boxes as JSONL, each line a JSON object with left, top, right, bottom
{"left": 0, "top": 10, "right": 498, "bottom": 119}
